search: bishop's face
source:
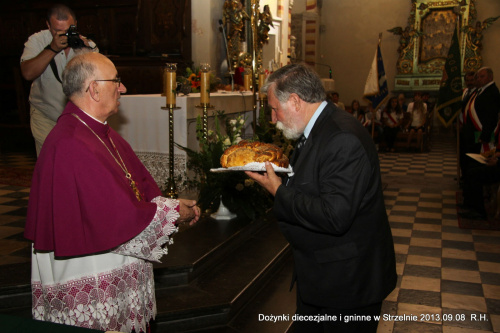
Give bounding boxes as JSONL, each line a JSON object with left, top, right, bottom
{"left": 95, "top": 59, "right": 127, "bottom": 120}
{"left": 268, "top": 87, "right": 303, "bottom": 140}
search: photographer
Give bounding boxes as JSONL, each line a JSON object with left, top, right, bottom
{"left": 20, "top": 4, "right": 98, "bottom": 156}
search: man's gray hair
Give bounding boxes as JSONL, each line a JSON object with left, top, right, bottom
{"left": 262, "top": 63, "right": 326, "bottom": 104}
{"left": 62, "top": 53, "right": 96, "bottom": 98}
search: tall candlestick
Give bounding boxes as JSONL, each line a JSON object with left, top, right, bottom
{"left": 244, "top": 70, "right": 251, "bottom": 91}
{"left": 200, "top": 63, "right": 211, "bottom": 105}
{"left": 258, "top": 72, "right": 266, "bottom": 93}
{"left": 165, "top": 63, "right": 177, "bottom": 106}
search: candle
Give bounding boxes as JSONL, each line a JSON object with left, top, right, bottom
{"left": 200, "top": 63, "right": 211, "bottom": 105}
{"left": 244, "top": 71, "right": 251, "bottom": 91}
{"left": 165, "top": 63, "right": 177, "bottom": 106}
{"left": 162, "top": 69, "right": 167, "bottom": 97}
{"left": 258, "top": 72, "right": 266, "bottom": 92}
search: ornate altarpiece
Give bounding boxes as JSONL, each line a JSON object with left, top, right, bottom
{"left": 392, "top": 0, "right": 494, "bottom": 91}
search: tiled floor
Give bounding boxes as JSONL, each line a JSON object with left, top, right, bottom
{"left": 0, "top": 129, "right": 499, "bottom": 332}
{"left": 378, "top": 129, "right": 500, "bottom": 333}
{"left": 0, "top": 152, "right": 34, "bottom": 266}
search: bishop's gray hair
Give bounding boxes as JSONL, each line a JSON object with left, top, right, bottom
{"left": 62, "top": 53, "right": 97, "bottom": 98}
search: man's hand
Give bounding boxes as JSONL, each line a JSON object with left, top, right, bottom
{"left": 80, "top": 35, "right": 94, "bottom": 48}
{"left": 50, "top": 32, "right": 69, "bottom": 53}
{"left": 177, "top": 199, "right": 201, "bottom": 226}
{"left": 245, "top": 161, "right": 282, "bottom": 196}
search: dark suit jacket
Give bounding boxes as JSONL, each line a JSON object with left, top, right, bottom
{"left": 464, "top": 82, "right": 500, "bottom": 147}
{"left": 274, "top": 102, "right": 397, "bottom": 309}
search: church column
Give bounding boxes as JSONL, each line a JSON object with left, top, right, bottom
{"left": 304, "top": 0, "right": 319, "bottom": 65}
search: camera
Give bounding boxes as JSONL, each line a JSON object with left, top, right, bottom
{"left": 61, "top": 25, "right": 85, "bottom": 49}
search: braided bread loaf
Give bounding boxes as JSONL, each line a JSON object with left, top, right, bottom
{"left": 220, "top": 140, "right": 289, "bottom": 168}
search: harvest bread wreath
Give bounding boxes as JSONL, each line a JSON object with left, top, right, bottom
{"left": 220, "top": 140, "right": 289, "bottom": 168}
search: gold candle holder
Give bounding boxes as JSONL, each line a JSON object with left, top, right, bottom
{"left": 197, "top": 63, "right": 214, "bottom": 140}
{"left": 195, "top": 103, "right": 215, "bottom": 141}
{"left": 165, "top": 63, "right": 177, "bottom": 106}
{"left": 244, "top": 68, "right": 252, "bottom": 92}
{"left": 258, "top": 67, "right": 267, "bottom": 102}
{"left": 200, "top": 63, "right": 211, "bottom": 105}
{"left": 161, "top": 100, "right": 181, "bottom": 199}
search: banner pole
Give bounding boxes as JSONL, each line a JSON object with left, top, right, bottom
{"left": 457, "top": 115, "right": 461, "bottom": 187}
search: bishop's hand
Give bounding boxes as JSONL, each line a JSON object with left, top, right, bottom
{"left": 177, "top": 199, "right": 200, "bottom": 226}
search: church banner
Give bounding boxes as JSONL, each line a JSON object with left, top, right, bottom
{"left": 436, "top": 26, "right": 462, "bottom": 128}
{"left": 363, "top": 44, "right": 389, "bottom": 111}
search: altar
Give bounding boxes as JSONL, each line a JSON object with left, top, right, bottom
{"left": 108, "top": 91, "right": 255, "bottom": 190}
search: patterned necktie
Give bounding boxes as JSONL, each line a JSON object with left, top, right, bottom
{"left": 291, "top": 135, "right": 306, "bottom": 166}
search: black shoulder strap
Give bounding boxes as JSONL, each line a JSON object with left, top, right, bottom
{"left": 49, "top": 59, "right": 62, "bottom": 84}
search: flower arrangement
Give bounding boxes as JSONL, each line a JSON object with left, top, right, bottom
{"left": 177, "top": 67, "right": 221, "bottom": 94}
{"left": 177, "top": 111, "right": 273, "bottom": 220}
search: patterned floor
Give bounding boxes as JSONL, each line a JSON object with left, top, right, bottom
{"left": 378, "top": 129, "right": 500, "bottom": 333}
{"left": 0, "top": 129, "right": 499, "bottom": 332}
{"left": 0, "top": 152, "right": 35, "bottom": 266}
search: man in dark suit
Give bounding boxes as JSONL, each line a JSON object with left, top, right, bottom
{"left": 246, "top": 64, "right": 396, "bottom": 332}
{"left": 462, "top": 67, "right": 500, "bottom": 157}
{"left": 459, "top": 71, "right": 477, "bottom": 179}
{"left": 460, "top": 67, "right": 500, "bottom": 219}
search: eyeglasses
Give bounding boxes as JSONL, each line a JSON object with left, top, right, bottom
{"left": 85, "top": 77, "right": 121, "bottom": 92}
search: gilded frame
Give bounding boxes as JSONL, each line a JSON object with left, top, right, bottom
{"left": 393, "top": 0, "right": 475, "bottom": 91}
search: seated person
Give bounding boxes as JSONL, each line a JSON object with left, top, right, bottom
{"left": 363, "top": 102, "right": 383, "bottom": 149}
{"left": 405, "top": 92, "right": 428, "bottom": 151}
{"left": 398, "top": 93, "right": 408, "bottom": 112}
{"left": 327, "top": 91, "right": 345, "bottom": 110}
{"left": 382, "top": 97, "right": 404, "bottom": 152}
{"left": 461, "top": 151, "right": 500, "bottom": 220}
{"left": 350, "top": 99, "right": 365, "bottom": 123}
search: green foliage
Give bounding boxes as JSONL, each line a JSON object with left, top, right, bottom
{"left": 177, "top": 111, "right": 273, "bottom": 220}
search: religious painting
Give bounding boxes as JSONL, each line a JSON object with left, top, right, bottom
{"left": 418, "top": 9, "right": 458, "bottom": 64}
{"left": 391, "top": 0, "right": 499, "bottom": 92}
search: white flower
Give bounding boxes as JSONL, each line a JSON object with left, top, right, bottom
{"left": 229, "top": 119, "right": 237, "bottom": 125}
{"left": 223, "top": 138, "right": 231, "bottom": 146}
{"left": 234, "top": 136, "right": 242, "bottom": 144}
{"left": 74, "top": 304, "right": 92, "bottom": 323}
{"left": 33, "top": 305, "right": 45, "bottom": 320}
{"left": 239, "top": 118, "right": 245, "bottom": 125}
{"left": 105, "top": 297, "right": 119, "bottom": 318}
{"left": 232, "top": 126, "right": 237, "bottom": 131}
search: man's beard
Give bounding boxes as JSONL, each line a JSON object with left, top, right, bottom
{"left": 276, "top": 121, "right": 302, "bottom": 140}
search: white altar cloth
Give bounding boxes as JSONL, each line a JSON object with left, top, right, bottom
{"left": 108, "top": 91, "right": 254, "bottom": 190}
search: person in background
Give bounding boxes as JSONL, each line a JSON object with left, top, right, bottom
{"left": 397, "top": 93, "right": 408, "bottom": 112}
{"left": 462, "top": 67, "right": 500, "bottom": 175}
{"left": 421, "top": 92, "right": 434, "bottom": 111}
{"left": 461, "top": 133, "right": 500, "bottom": 220}
{"left": 364, "top": 102, "right": 384, "bottom": 151}
{"left": 405, "top": 92, "right": 428, "bottom": 151}
{"left": 350, "top": 99, "right": 365, "bottom": 123}
{"left": 24, "top": 52, "right": 200, "bottom": 332}
{"left": 459, "top": 71, "right": 477, "bottom": 180}
{"left": 327, "top": 91, "right": 345, "bottom": 110}
{"left": 246, "top": 64, "right": 397, "bottom": 333}
{"left": 21, "top": 4, "right": 98, "bottom": 156}
{"left": 382, "top": 96, "right": 404, "bottom": 152}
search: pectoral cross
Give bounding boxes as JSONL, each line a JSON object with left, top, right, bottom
{"left": 126, "top": 173, "right": 143, "bottom": 201}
